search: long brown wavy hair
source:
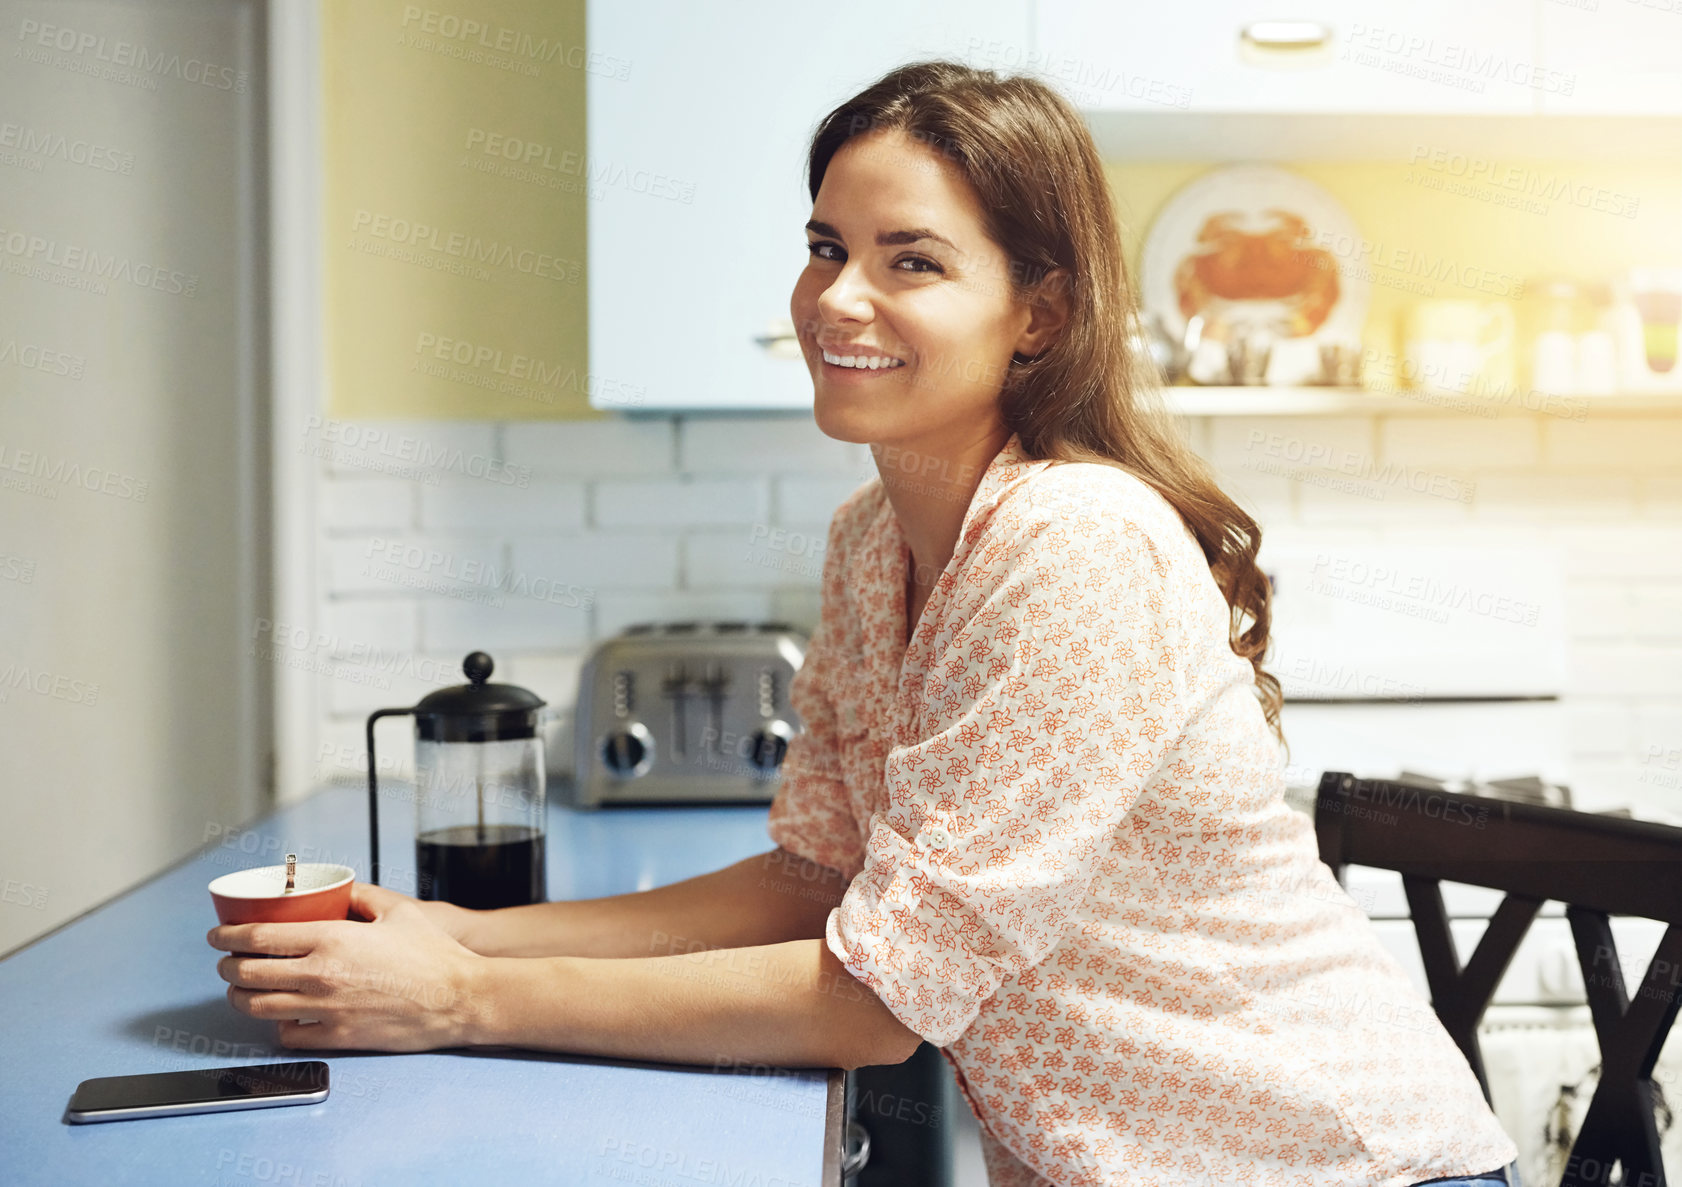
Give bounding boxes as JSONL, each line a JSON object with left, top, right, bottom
{"left": 805, "top": 60, "right": 1284, "bottom": 746}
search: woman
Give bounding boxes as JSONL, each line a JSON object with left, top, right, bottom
{"left": 210, "top": 62, "right": 1521, "bottom": 1187}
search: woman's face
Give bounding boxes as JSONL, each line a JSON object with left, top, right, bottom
{"left": 790, "top": 128, "right": 1060, "bottom": 451}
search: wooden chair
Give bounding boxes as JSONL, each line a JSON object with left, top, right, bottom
{"left": 1314, "top": 770, "right": 1682, "bottom": 1187}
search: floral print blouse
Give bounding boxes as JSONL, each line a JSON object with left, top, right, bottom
{"left": 766, "top": 432, "right": 1518, "bottom": 1187}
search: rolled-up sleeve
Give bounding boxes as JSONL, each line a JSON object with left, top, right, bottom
{"left": 826, "top": 502, "right": 1193, "bottom": 1046}
{"left": 765, "top": 514, "right": 866, "bottom": 880}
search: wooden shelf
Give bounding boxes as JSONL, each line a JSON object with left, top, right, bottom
{"left": 635, "top": 386, "right": 1682, "bottom": 418}
{"left": 1082, "top": 111, "right": 1682, "bottom": 161}
{"left": 1158, "top": 386, "right": 1682, "bottom": 417}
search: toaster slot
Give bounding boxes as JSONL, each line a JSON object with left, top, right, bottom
{"left": 699, "top": 660, "right": 728, "bottom": 758}
{"left": 663, "top": 662, "right": 690, "bottom": 760}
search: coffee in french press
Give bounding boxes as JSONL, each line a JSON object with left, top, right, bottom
{"left": 366, "top": 652, "right": 548, "bottom": 910}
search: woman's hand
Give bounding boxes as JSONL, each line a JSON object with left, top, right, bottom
{"left": 410, "top": 897, "right": 493, "bottom": 953}
{"left": 206, "top": 882, "right": 486, "bottom": 1052}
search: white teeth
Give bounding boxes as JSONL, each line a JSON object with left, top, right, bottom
{"left": 821, "top": 349, "right": 904, "bottom": 369}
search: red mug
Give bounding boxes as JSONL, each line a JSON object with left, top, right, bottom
{"left": 209, "top": 863, "right": 355, "bottom": 1025}
{"left": 208, "top": 862, "right": 355, "bottom": 926}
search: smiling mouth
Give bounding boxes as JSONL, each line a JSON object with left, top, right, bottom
{"left": 820, "top": 348, "right": 906, "bottom": 371}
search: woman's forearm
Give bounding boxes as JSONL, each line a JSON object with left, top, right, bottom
{"left": 462, "top": 937, "right": 921, "bottom": 1071}
{"left": 463, "top": 847, "right": 849, "bottom": 960}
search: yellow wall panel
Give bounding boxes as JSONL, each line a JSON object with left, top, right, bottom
{"left": 322, "top": 0, "right": 598, "bottom": 420}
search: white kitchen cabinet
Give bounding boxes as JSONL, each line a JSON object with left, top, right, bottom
{"left": 587, "top": 0, "right": 1030, "bottom": 412}
{"left": 1032, "top": 0, "right": 1540, "bottom": 114}
{"left": 1538, "top": 0, "right": 1682, "bottom": 115}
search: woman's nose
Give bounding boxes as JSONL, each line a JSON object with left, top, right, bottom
{"left": 816, "top": 262, "right": 874, "bottom": 324}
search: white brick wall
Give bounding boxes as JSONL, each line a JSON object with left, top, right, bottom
{"left": 511, "top": 534, "right": 680, "bottom": 590}
{"left": 597, "top": 476, "right": 769, "bottom": 527}
{"left": 307, "top": 412, "right": 1682, "bottom": 820}
{"left": 1378, "top": 417, "right": 1541, "bottom": 468}
{"left": 418, "top": 479, "right": 587, "bottom": 531}
{"left": 500, "top": 419, "right": 675, "bottom": 476}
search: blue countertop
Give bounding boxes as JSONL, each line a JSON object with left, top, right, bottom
{"left": 0, "top": 781, "right": 840, "bottom": 1186}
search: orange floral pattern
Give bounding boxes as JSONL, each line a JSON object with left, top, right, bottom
{"left": 767, "top": 433, "right": 1517, "bottom": 1187}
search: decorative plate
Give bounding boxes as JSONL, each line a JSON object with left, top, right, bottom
{"left": 1139, "top": 163, "right": 1369, "bottom": 385}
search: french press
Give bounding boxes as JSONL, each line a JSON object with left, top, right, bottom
{"left": 366, "top": 652, "right": 548, "bottom": 910}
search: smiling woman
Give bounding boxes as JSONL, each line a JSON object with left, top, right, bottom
{"left": 208, "top": 59, "right": 1522, "bottom": 1187}
{"left": 769, "top": 61, "right": 1524, "bottom": 1187}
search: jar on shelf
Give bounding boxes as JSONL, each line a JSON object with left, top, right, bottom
{"left": 1528, "top": 279, "right": 1587, "bottom": 397}
{"left": 1575, "top": 282, "right": 1618, "bottom": 396}
{"left": 1611, "top": 267, "right": 1682, "bottom": 393}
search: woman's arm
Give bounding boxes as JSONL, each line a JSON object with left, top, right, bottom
{"left": 454, "top": 937, "right": 923, "bottom": 1071}
{"left": 420, "top": 846, "right": 850, "bottom": 959}
{"left": 217, "top": 883, "right": 922, "bottom": 1070}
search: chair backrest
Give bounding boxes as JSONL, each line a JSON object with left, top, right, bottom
{"left": 1313, "top": 770, "right": 1682, "bottom": 1187}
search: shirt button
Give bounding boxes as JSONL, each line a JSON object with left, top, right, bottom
{"left": 922, "top": 826, "right": 951, "bottom": 850}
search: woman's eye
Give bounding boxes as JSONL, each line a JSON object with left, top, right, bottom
{"left": 803, "top": 242, "right": 940, "bottom": 274}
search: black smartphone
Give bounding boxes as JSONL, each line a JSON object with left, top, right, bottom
{"left": 66, "top": 1061, "right": 329, "bottom": 1123}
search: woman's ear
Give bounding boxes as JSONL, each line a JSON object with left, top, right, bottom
{"left": 1014, "top": 267, "right": 1072, "bottom": 360}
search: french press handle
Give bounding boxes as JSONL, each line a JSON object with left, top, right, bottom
{"left": 365, "top": 707, "right": 415, "bottom": 887}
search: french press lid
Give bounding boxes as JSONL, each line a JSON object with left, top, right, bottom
{"left": 413, "top": 651, "right": 546, "bottom": 742}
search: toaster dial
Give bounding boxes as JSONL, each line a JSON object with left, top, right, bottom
{"left": 747, "top": 719, "right": 796, "bottom": 775}
{"left": 600, "top": 721, "right": 655, "bottom": 779}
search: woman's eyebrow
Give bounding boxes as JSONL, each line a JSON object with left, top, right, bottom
{"left": 805, "top": 219, "right": 956, "bottom": 251}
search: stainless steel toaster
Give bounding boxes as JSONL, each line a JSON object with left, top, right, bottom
{"left": 569, "top": 621, "right": 809, "bottom": 808}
